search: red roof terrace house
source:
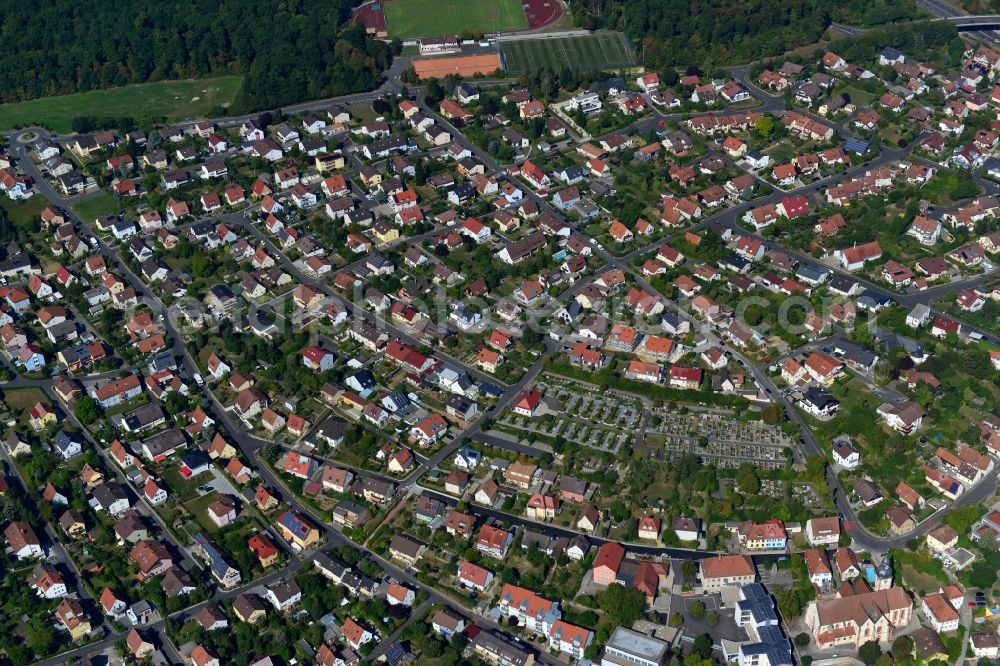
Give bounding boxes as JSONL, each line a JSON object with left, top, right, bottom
{"left": 519, "top": 160, "right": 550, "bottom": 189}
{"left": 592, "top": 542, "right": 625, "bottom": 586}
{"left": 476, "top": 524, "right": 513, "bottom": 558}
{"left": 410, "top": 413, "right": 448, "bottom": 446}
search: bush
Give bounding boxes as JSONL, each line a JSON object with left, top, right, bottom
{"left": 859, "top": 640, "right": 882, "bottom": 666}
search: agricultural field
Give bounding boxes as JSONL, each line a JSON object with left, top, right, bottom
{"left": 501, "top": 32, "right": 635, "bottom": 74}
{"left": 0, "top": 75, "right": 243, "bottom": 133}
{"left": 384, "top": 0, "right": 527, "bottom": 39}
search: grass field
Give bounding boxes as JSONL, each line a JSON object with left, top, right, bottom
{"left": 3, "top": 388, "right": 49, "bottom": 416}
{"left": 185, "top": 490, "right": 224, "bottom": 534}
{"left": 501, "top": 32, "right": 634, "bottom": 74}
{"left": 72, "top": 193, "right": 121, "bottom": 222}
{"left": 838, "top": 85, "right": 877, "bottom": 107}
{"left": 0, "top": 195, "right": 45, "bottom": 229}
{"left": 0, "top": 76, "right": 243, "bottom": 133}
{"left": 384, "top": 0, "right": 527, "bottom": 38}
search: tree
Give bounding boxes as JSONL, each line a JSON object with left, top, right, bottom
{"left": 25, "top": 619, "right": 58, "bottom": 656}
{"left": 859, "top": 640, "right": 882, "bottom": 666}
{"left": 944, "top": 505, "right": 982, "bottom": 535}
{"left": 690, "top": 600, "right": 706, "bottom": 618}
{"left": 755, "top": 115, "right": 775, "bottom": 137}
{"left": 706, "top": 611, "right": 719, "bottom": 626}
{"left": 669, "top": 612, "right": 684, "bottom": 627}
{"left": 794, "top": 633, "right": 810, "bottom": 647}
{"left": 596, "top": 584, "right": 648, "bottom": 627}
{"left": 967, "top": 560, "right": 997, "bottom": 589}
{"left": 425, "top": 77, "right": 443, "bottom": 105}
{"left": 681, "top": 559, "right": 697, "bottom": 579}
{"left": 418, "top": 635, "right": 443, "bottom": 658}
{"left": 735, "top": 464, "right": 760, "bottom": 495}
{"left": 776, "top": 588, "right": 801, "bottom": 619}
{"left": 692, "top": 633, "right": 713, "bottom": 659}
{"left": 949, "top": 172, "right": 980, "bottom": 200}
{"left": 891, "top": 635, "right": 913, "bottom": 662}
{"left": 761, "top": 402, "right": 783, "bottom": 424}
{"left": 74, "top": 395, "right": 100, "bottom": 425}
{"left": 5, "top": 644, "right": 31, "bottom": 666}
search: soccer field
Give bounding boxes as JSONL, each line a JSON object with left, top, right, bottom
{"left": 384, "top": 0, "right": 528, "bottom": 39}
{"left": 501, "top": 33, "right": 635, "bottom": 75}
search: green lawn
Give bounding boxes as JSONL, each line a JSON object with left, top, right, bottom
{"left": 72, "top": 193, "right": 121, "bottom": 223}
{"left": 838, "top": 85, "right": 877, "bottom": 107}
{"left": 0, "top": 196, "right": 45, "bottom": 228}
{"left": 185, "top": 491, "right": 224, "bottom": 534}
{"left": 920, "top": 168, "right": 981, "bottom": 205}
{"left": 161, "top": 466, "right": 214, "bottom": 502}
{"left": 384, "top": 0, "right": 527, "bottom": 38}
{"left": 3, "top": 388, "right": 49, "bottom": 415}
{"left": 501, "top": 32, "right": 634, "bottom": 74}
{"left": 347, "top": 103, "right": 378, "bottom": 126}
{"left": 0, "top": 76, "right": 243, "bottom": 133}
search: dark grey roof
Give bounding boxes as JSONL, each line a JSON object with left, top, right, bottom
{"left": 802, "top": 387, "right": 838, "bottom": 409}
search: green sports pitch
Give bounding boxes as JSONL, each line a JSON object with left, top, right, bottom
{"left": 500, "top": 33, "right": 635, "bottom": 74}
{"left": 383, "top": 0, "right": 527, "bottom": 39}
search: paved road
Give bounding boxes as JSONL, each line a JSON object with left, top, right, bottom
{"left": 417, "top": 79, "right": 1000, "bottom": 555}
{"left": 6, "top": 38, "right": 1000, "bottom": 663}
{"left": 916, "top": 0, "right": 1000, "bottom": 46}
{"left": 367, "top": 597, "right": 434, "bottom": 662}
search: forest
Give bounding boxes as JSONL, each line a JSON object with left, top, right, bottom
{"left": 0, "top": 0, "right": 394, "bottom": 112}
{"left": 569, "top": 0, "right": 919, "bottom": 72}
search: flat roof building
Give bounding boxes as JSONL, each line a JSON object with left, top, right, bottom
{"left": 602, "top": 627, "right": 669, "bottom": 666}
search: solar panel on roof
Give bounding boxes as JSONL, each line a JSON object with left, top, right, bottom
{"left": 844, "top": 138, "right": 869, "bottom": 154}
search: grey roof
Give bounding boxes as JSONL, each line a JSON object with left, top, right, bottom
{"left": 209, "top": 284, "right": 236, "bottom": 301}
{"left": 795, "top": 264, "right": 830, "bottom": 282}
{"left": 606, "top": 627, "right": 670, "bottom": 660}
{"left": 124, "top": 403, "right": 166, "bottom": 431}
{"left": 53, "top": 430, "right": 80, "bottom": 453}
{"left": 874, "top": 327, "right": 924, "bottom": 357}
{"left": 313, "top": 552, "right": 350, "bottom": 579}
{"left": 831, "top": 339, "right": 879, "bottom": 368}
{"left": 854, "top": 478, "right": 882, "bottom": 502}
{"left": 348, "top": 370, "right": 375, "bottom": 390}
{"left": 471, "top": 631, "right": 533, "bottom": 666}
{"left": 828, "top": 274, "right": 857, "bottom": 294}
{"left": 802, "top": 387, "right": 838, "bottom": 410}
{"left": 316, "top": 417, "right": 348, "bottom": 443}
{"left": 268, "top": 577, "right": 301, "bottom": 603}
{"left": 141, "top": 428, "right": 187, "bottom": 456}
{"left": 92, "top": 482, "right": 128, "bottom": 507}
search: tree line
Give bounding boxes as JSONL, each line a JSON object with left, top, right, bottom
{"left": 569, "top": 0, "right": 919, "bottom": 73}
{"left": 0, "top": 0, "right": 395, "bottom": 113}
